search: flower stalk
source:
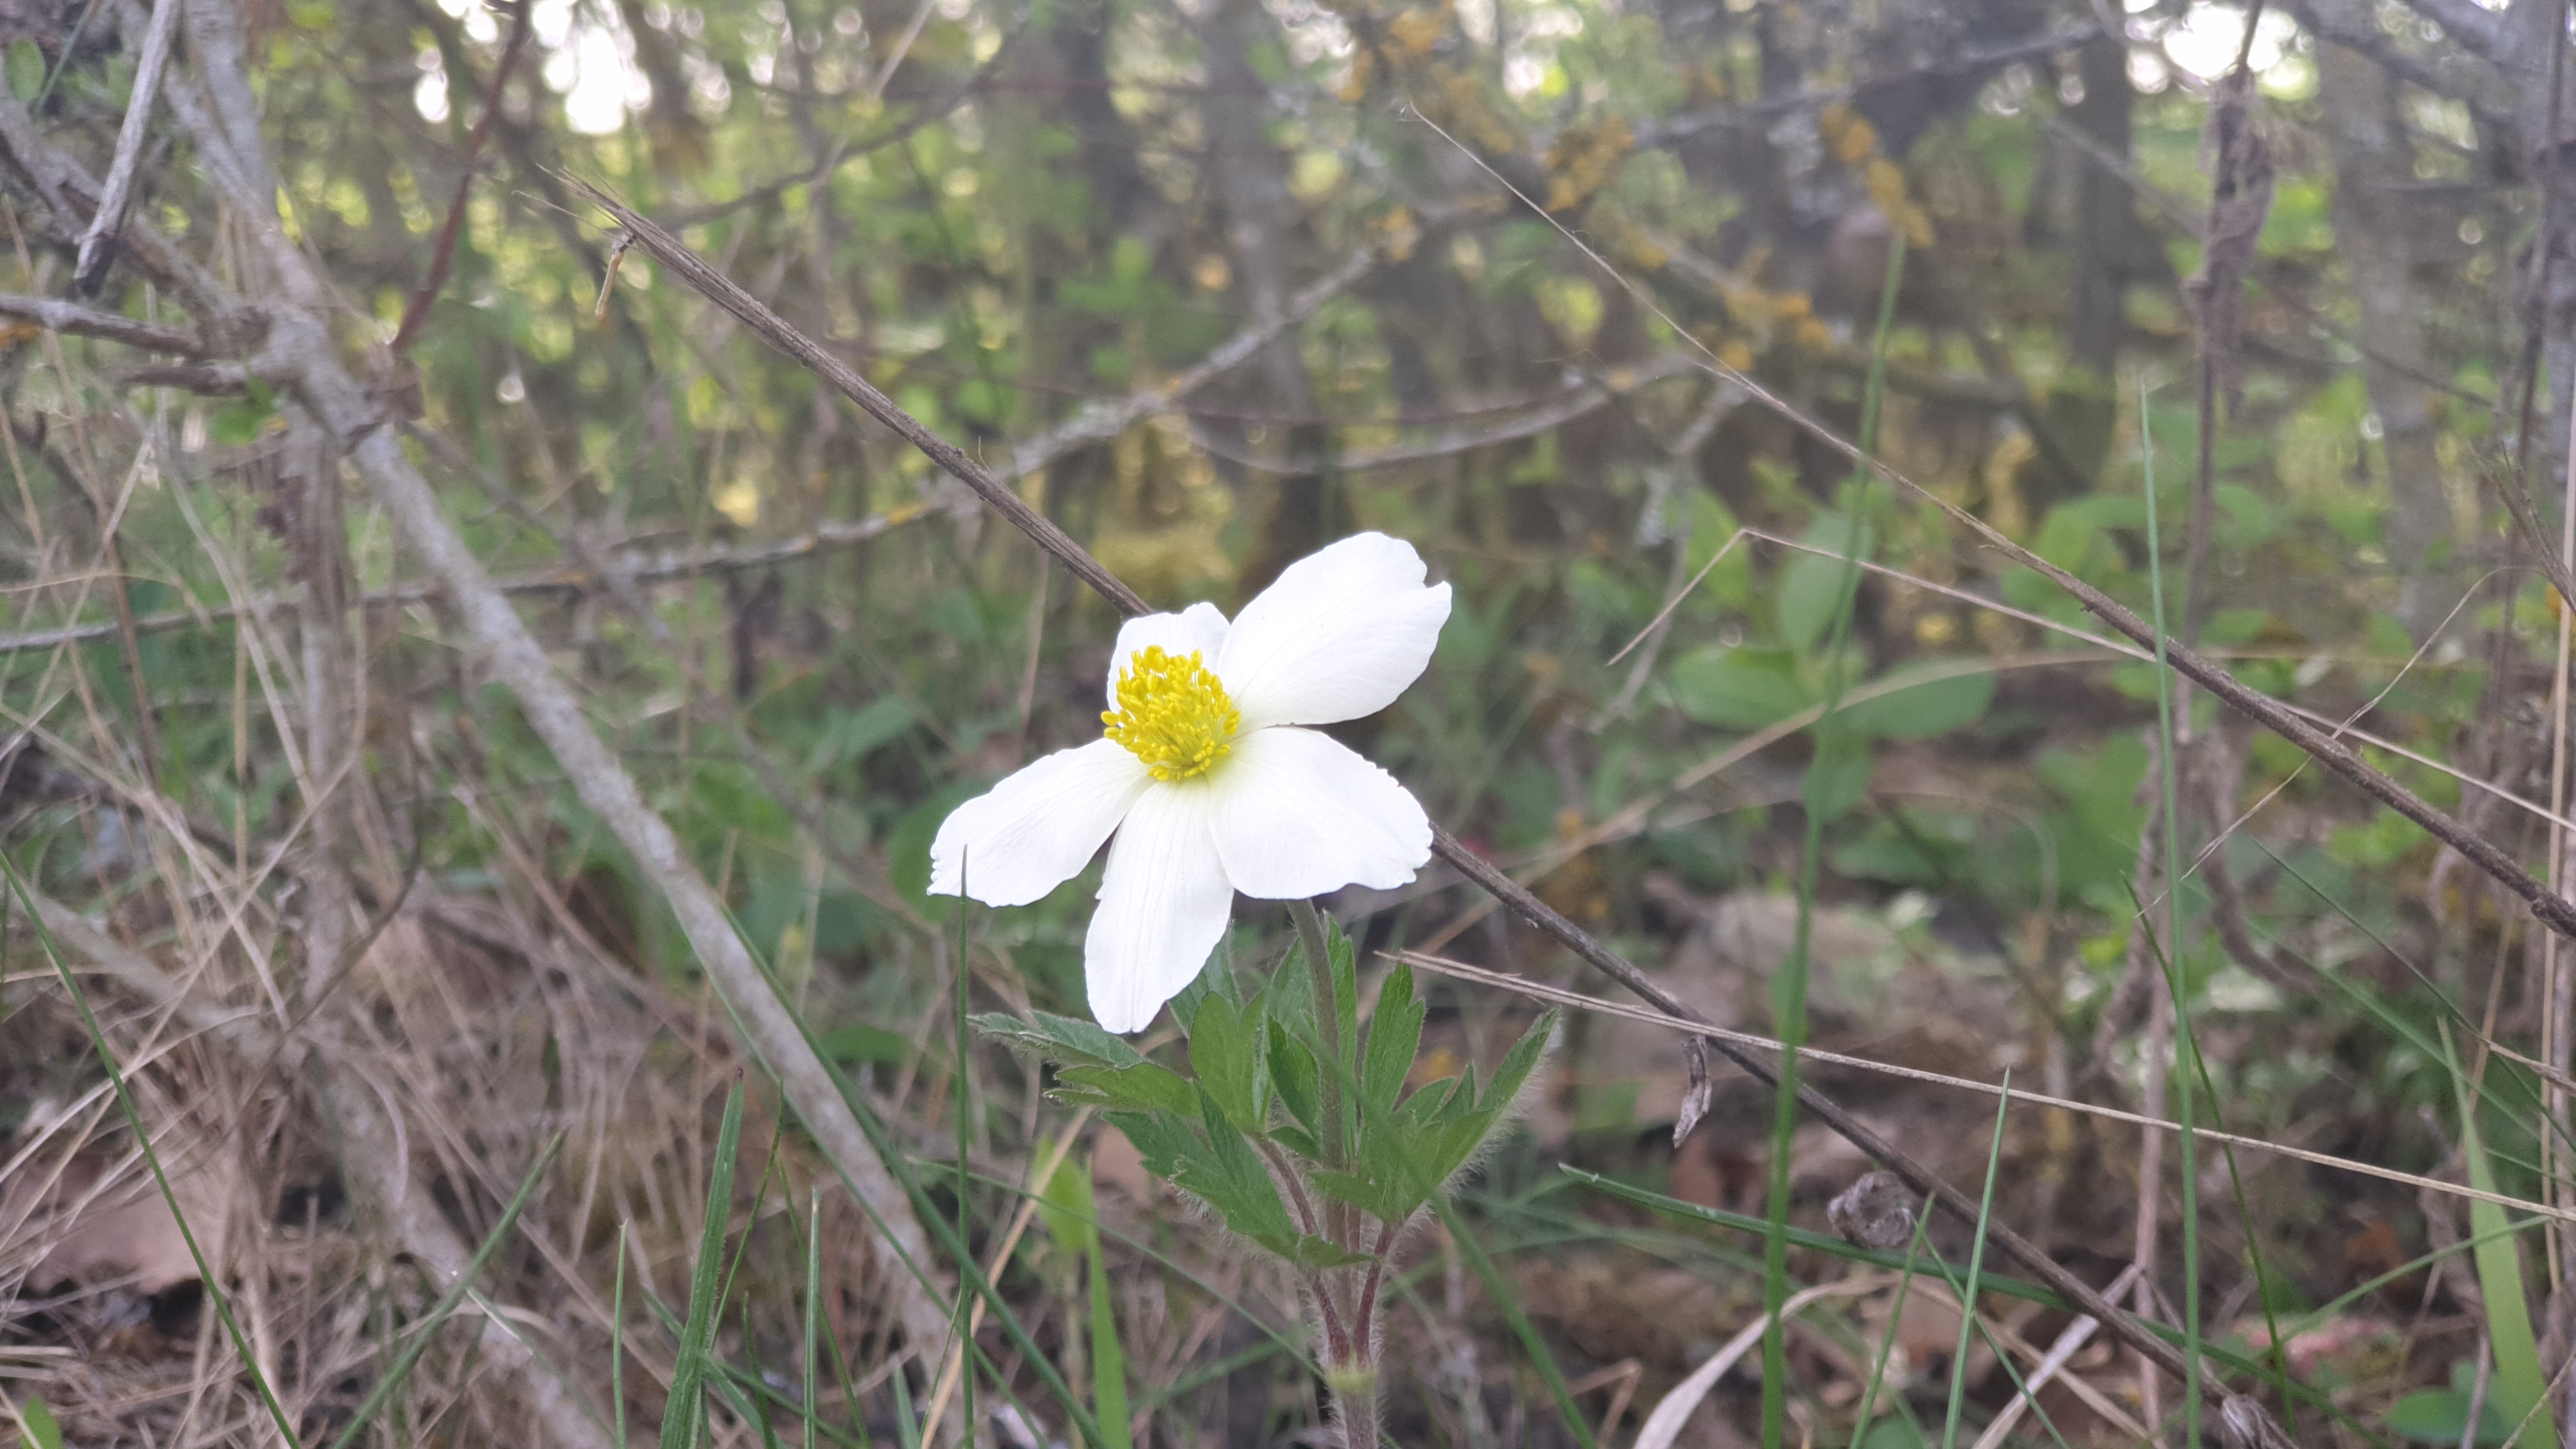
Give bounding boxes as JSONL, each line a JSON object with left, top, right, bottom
{"left": 974, "top": 907, "right": 1553, "bottom": 1449}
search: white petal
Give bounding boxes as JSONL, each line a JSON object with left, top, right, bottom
{"left": 929, "top": 740, "right": 1151, "bottom": 907}
{"left": 1208, "top": 726, "right": 1432, "bottom": 900}
{"left": 1085, "top": 784, "right": 1235, "bottom": 1034}
{"left": 1216, "top": 532, "right": 1452, "bottom": 729}
{"left": 1105, "top": 602, "right": 1231, "bottom": 712}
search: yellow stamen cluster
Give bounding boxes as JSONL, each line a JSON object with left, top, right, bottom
{"left": 1103, "top": 646, "right": 1240, "bottom": 781}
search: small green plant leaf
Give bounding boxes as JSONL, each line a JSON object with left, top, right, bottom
{"left": 2447, "top": 1041, "right": 2561, "bottom": 1449}
{"left": 1103, "top": 1095, "right": 1300, "bottom": 1245}
{"left": 804, "top": 696, "right": 915, "bottom": 773}
{"left": 17, "top": 1395, "right": 61, "bottom": 1449}
{"left": 1476, "top": 1011, "right": 1555, "bottom": 1116}
{"left": 1802, "top": 726, "right": 1872, "bottom": 823}
{"left": 973, "top": 1011, "right": 1146, "bottom": 1070}
{"left": 209, "top": 380, "right": 279, "bottom": 447}
{"left": 1360, "top": 963, "right": 1424, "bottom": 1125}
{"left": 1268, "top": 1019, "right": 1320, "bottom": 1138}
{"left": 1839, "top": 666, "right": 1994, "bottom": 740}
{"left": 1776, "top": 516, "right": 1874, "bottom": 652}
{"left": 2387, "top": 1386, "right": 2508, "bottom": 1446}
{"left": 4, "top": 42, "right": 42, "bottom": 104}
{"left": 1188, "top": 990, "right": 1270, "bottom": 1135}
{"left": 1667, "top": 645, "right": 1811, "bottom": 730}
{"left": 1055, "top": 1061, "right": 1197, "bottom": 1117}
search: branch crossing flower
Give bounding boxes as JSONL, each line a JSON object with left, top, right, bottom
{"left": 930, "top": 532, "right": 1450, "bottom": 1032}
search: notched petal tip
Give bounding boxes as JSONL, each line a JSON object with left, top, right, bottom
{"left": 1220, "top": 533, "right": 1452, "bottom": 729}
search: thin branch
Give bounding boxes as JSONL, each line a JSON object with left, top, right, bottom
{"left": 1634, "top": 26, "right": 2101, "bottom": 148}
{"left": 0, "top": 509, "right": 935, "bottom": 656}
{"left": 1184, "top": 349, "right": 1703, "bottom": 475}
{"left": 573, "top": 176, "right": 1152, "bottom": 615}
{"left": 73, "top": 0, "right": 180, "bottom": 291}
{"left": 0, "top": 291, "right": 203, "bottom": 354}
{"left": 390, "top": 0, "right": 537, "bottom": 355}
{"left": 135, "top": 23, "right": 965, "bottom": 1361}
{"left": 1007, "top": 240, "right": 1387, "bottom": 479}
{"left": 1386, "top": 947, "right": 2576, "bottom": 1225}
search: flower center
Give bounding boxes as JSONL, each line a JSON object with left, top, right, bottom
{"left": 1103, "top": 646, "right": 1241, "bottom": 782}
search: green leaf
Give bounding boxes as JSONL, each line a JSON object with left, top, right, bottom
{"left": 1667, "top": 645, "right": 1812, "bottom": 730}
{"left": 1268, "top": 1019, "right": 1320, "bottom": 1138}
{"left": 1328, "top": 919, "right": 1360, "bottom": 1082}
{"left": 1776, "top": 516, "right": 1874, "bottom": 654}
{"left": 2387, "top": 1386, "right": 2508, "bottom": 1446}
{"left": 1169, "top": 944, "right": 1239, "bottom": 1039}
{"left": 973, "top": 1011, "right": 1146, "bottom": 1070}
{"left": 2449, "top": 1049, "right": 2560, "bottom": 1449}
{"left": 1107, "top": 1110, "right": 1202, "bottom": 1186}
{"left": 1184, "top": 1091, "right": 1296, "bottom": 1241}
{"left": 1360, "top": 963, "right": 1424, "bottom": 1126}
{"left": 209, "top": 380, "right": 279, "bottom": 447}
{"left": 5, "top": 42, "right": 42, "bottom": 104}
{"left": 804, "top": 696, "right": 916, "bottom": 772}
{"left": 1837, "top": 666, "right": 1993, "bottom": 740}
{"left": 819, "top": 1021, "right": 911, "bottom": 1068}
{"left": 1476, "top": 1011, "right": 1555, "bottom": 1116}
{"left": 1802, "top": 727, "right": 1872, "bottom": 823}
{"left": 17, "top": 1395, "right": 61, "bottom": 1449}
{"left": 1055, "top": 1061, "right": 1198, "bottom": 1117}
{"left": 1188, "top": 990, "right": 1270, "bottom": 1135}
{"left": 1034, "top": 1151, "right": 1098, "bottom": 1257}
{"left": 1308, "top": 1164, "right": 1417, "bottom": 1223}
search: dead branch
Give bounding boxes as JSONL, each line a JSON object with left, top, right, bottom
{"left": 0, "top": 507, "right": 933, "bottom": 657}
{"left": 1007, "top": 239, "right": 1385, "bottom": 480}
{"left": 0, "top": 291, "right": 203, "bottom": 354}
{"left": 75, "top": 0, "right": 181, "bottom": 292}
{"left": 1185, "top": 351, "right": 1704, "bottom": 475}
{"left": 120, "top": 5, "right": 963, "bottom": 1363}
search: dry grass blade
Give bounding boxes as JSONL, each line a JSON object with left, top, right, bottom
{"left": 1386, "top": 947, "right": 2576, "bottom": 1224}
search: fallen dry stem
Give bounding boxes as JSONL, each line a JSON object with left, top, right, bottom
{"left": 1387, "top": 947, "right": 2576, "bottom": 1224}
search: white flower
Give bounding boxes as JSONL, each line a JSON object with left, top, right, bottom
{"left": 930, "top": 533, "right": 1451, "bottom": 1033}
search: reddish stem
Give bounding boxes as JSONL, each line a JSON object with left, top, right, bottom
{"left": 388, "top": 0, "right": 537, "bottom": 356}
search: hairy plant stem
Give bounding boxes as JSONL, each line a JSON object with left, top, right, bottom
{"left": 1289, "top": 897, "right": 1382, "bottom": 1447}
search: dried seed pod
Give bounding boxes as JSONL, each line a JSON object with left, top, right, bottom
{"left": 1826, "top": 1169, "right": 1915, "bottom": 1251}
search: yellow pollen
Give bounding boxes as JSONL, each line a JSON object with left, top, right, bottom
{"left": 1103, "top": 646, "right": 1241, "bottom": 781}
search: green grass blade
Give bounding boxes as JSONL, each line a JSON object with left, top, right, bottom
{"left": 325, "top": 1132, "right": 565, "bottom": 1449}
{"left": 1845, "top": 1193, "right": 1935, "bottom": 1449}
{"left": 953, "top": 868, "right": 977, "bottom": 1446}
{"left": 2138, "top": 374, "right": 2205, "bottom": 1445}
{"left": 2444, "top": 1026, "right": 2561, "bottom": 1449}
{"left": 805, "top": 1185, "right": 824, "bottom": 1449}
{"left": 12, "top": 864, "right": 303, "bottom": 1449}
{"left": 1066, "top": 1158, "right": 1135, "bottom": 1449}
{"left": 1762, "top": 224, "right": 1910, "bottom": 1446}
{"left": 1940, "top": 1076, "right": 2011, "bottom": 1449}
{"left": 718, "top": 882, "right": 1108, "bottom": 1446}
{"left": 662, "top": 1075, "right": 749, "bottom": 1449}
{"left": 615, "top": 1219, "right": 632, "bottom": 1449}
